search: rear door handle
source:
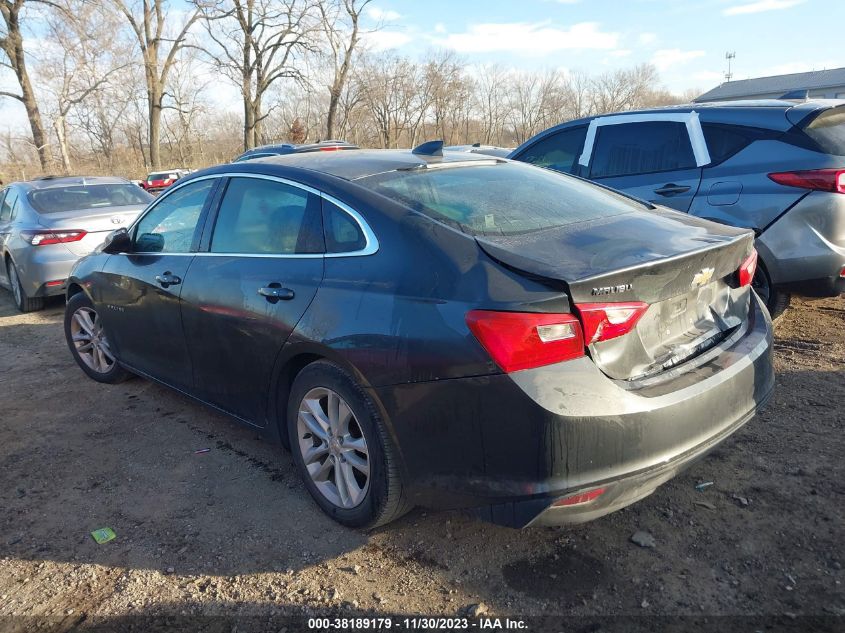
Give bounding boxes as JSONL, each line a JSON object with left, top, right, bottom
{"left": 654, "top": 183, "right": 691, "bottom": 196}
{"left": 155, "top": 272, "right": 181, "bottom": 288}
{"left": 258, "top": 283, "right": 295, "bottom": 303}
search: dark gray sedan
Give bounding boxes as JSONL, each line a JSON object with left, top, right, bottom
{"left": 0, "top": 176, "right": 152, "bottom": 312}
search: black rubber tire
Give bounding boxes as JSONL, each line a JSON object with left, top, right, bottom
{"left": 287, "top": 360, "right": 411, "bottom": 528}
{"left": 64, "top": 292, "right": 132, "bottom": 384}
{"left": 752, "top": 264, "right": 790, "bottom": 320}
{"left": 6, "top": 259, "right": 44, "bottom": 313}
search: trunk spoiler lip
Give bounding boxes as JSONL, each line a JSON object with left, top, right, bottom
{"left": 475, "top": 228, "right": 754, "bottom": 288}
{"left": 568, "top": 230, "right": 754, "bottom": 286}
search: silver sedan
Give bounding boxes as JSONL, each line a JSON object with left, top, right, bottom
{"left": 0, "top": 175, "right": 153, "bottom": 312}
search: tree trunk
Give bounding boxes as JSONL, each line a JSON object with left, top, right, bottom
{"left": 54, "top": 115, "right": 72, "bottom": 174}
{"left": 148, "top": 87, "right": 162, "bottom": 168}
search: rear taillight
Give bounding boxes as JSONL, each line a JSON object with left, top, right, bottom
{"left": 738, "top": 248, "right": 758, "bottom": 287}
{"left": 21, "top": 229, "right": 87, "bottom": 246}
{"left": 466, "top": 310, "right": 584, "bottom": 373}
{"left": 768, "top": 169, "right": 845, "bottom": 193}
{"left": 575, "top": 302, "right": 648, "bottom": 344}
{"left": 552, "top": 487, "right": 606, "bottom": 507}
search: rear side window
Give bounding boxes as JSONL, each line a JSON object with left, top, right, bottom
{"left": 359, "top": 161, "right": 643, "bottom": 237}
{"left": 802, "top": 107, "right": 845, "bottom": 155}
{"left": 590, "top": 121, "right": 696, "bottom": 178}
{"left": 516, "top": 126, "right": 587, "bottom": 174}
{"left": 702, "top": 123, "right": 779, "bottom": 164}
{"left": 323, "top": 200, "right": 366, "bottom": 253}
{"left": 134, "top": 179, "right": 214, "bottom": 253}
{"left": 210, "top": 177, "right": 323, "bottom": 255}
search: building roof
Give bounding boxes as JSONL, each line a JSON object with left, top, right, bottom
{"left": 695, "top": 67, "right": 845, "bottom": 102}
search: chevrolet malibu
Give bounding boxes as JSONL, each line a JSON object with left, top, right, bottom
{"left": 63, "top": 145, "right": 775, "bottom": 528}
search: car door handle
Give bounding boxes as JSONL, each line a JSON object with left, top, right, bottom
{"left": 155, "top": 272, "right": 181, "bottom": 288}
{"left": 258, "top": 283, "right": 295, "bottom": 303}
{"left": 654, "top": 184, "right": 691, "bottom": 196}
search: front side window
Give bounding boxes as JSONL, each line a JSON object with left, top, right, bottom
{"left": 133, "top": 179, "right": 214, "bottom": 253}
{"left": 590, "top": 121, "right": 696, "bottom": 178}
{"left": 360, "top": 161, "right": 643, "bottom": 237}
{"left": 516, "top": 126, "right": 588, "bottom": 174}
{"left": 210, "top": 177, "right": 323, "bottom": 254}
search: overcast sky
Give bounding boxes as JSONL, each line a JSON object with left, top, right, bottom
{"left": 1, "top": 0, "right": 840, "bottom": 133}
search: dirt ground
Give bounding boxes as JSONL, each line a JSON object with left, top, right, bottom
{"left": 0, "top": 289, "right": 843, "bottom": 630}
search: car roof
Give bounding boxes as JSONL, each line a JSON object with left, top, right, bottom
{"left": 230, "top": 149, "right": 501, "bottom": 181}
{"left": 18, "top": 175, "right": 131, "bottom": 191}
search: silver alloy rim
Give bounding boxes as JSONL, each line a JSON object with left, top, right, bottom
{"left": 8, "top": 263, "right": 22, "bottom": 306}
{"left": 70, "top": 307, "right": 116, "bottom": 374}
{"left": 296, "top": 387, "right": 370, "bottom": 509}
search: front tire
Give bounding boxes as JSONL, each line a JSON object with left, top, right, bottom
{"left": 287, "top": 360, "right": 411, "bottom": 528}
{"left": 64, "top": 292, "right": 131, "bottom": 383}
{"left": 6, "top": 259, "right": 43, "bottom": 313}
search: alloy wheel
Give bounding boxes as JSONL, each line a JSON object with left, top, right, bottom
{"left": 69, "top": 307, "right": 116, "bottom": 374}
{"left": 296, "top": 387, "right": 370, "bottom": 509}
{"left": 8, "top": 262, "right": 22, "bottom": 307}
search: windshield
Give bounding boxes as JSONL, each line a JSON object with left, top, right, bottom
{"left": 148, "top": 172, "right": 178, "bottom": 180}
{"left": 358, "top": 161, "right": 644, "bottom": 236}
{"left": 28, "top": 184, "right": 152, "bottom": 214}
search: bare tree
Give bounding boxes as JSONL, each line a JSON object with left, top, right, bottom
{"left": 0, "top": 0, "right": 52, "bottom": 170}
{"left": 318, "top": 0, "right": 371, "bottom": 139}
{"left": 196, "top": 0, "right": 319, "bottom": 150}
{"left": 108, "top": 0, "right": 201, "bottom": 169}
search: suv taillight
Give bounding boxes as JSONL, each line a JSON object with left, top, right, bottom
{"left": 466, "top": 310, "right": 584, "bottom": 373}
{"left": 768, "top": 169, "right": 845, "bottom": 193}
{"left": 21, "top": 229, "right": 87, "bottom": 246}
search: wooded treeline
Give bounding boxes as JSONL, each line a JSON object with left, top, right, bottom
{"left": 0, "top": 0, "right": 694, "bottom": 179}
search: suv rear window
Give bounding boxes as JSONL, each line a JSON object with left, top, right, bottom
{"left": 28, "top": 184, "right": 151, "bottom": 214}
{"left": 802, "top": 107, "right": 845, "bottom": 155}
{"left": 359, "top": 161, "right": 643, "bottom": 237}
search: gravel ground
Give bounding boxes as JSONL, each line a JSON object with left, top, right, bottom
{"left": 0, "top": 290, "right": 843, "bottom": 630}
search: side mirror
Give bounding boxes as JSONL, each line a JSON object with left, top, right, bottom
{"left": 102, "top": 228, "right": 131, "bottom": 254}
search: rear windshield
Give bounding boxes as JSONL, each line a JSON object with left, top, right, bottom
{"left": 358, "top": 161, "right": 643, "bottom": 236}
{"left": 28, "top": 184, "right": 151, "bottom": 214}
{"left": 148, "top": 172, "right": 178, "bottom": 180}
{"left": 803, "top": 107, "right": 845, "bottom": 155}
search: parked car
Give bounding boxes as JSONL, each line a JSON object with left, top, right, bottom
{"left": 444, "top": 143, "right": 514, "bottom": 158}
{"left": 510, "top": 99, "right": 845, "bottom": 317}
{"left": 63, "top": 145, "right": 774, "bottom": 529}
{"left": 141, "top": 169, "right": 191, "bottom": 194}
{"left": 233, "top": 140, "right": 359, "bottom": 163}
{"left": 0, "top": 175, "right": 153, "bottom": 312}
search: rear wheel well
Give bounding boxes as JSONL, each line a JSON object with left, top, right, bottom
{"left": 274, "top": 353, "right": 325, "bottom": 449}
{"left": 66, "top": 283, "right": 85, "bottom": 299}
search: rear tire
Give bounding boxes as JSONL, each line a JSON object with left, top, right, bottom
{"left": 64, "top": 292, "right": 131, "bottom": 383}
{"left": 6, "top": 259, "right": 44, "bottom": 313}
{"left": 752, "top": 263, "right": 790, "bottom": 320}
{"left": 287, "top": 360, "right": 411, "bottom": 528}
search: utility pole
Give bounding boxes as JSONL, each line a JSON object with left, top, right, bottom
{"left": 725, "top": 52, "right": 736, "bottom": 82}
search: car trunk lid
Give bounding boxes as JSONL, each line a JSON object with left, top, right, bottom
{"left": 476, "top": 207, "right": 756, "bottom": 380}
{"left": 37, "top": 206, "right": 145, "bottom": 256}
